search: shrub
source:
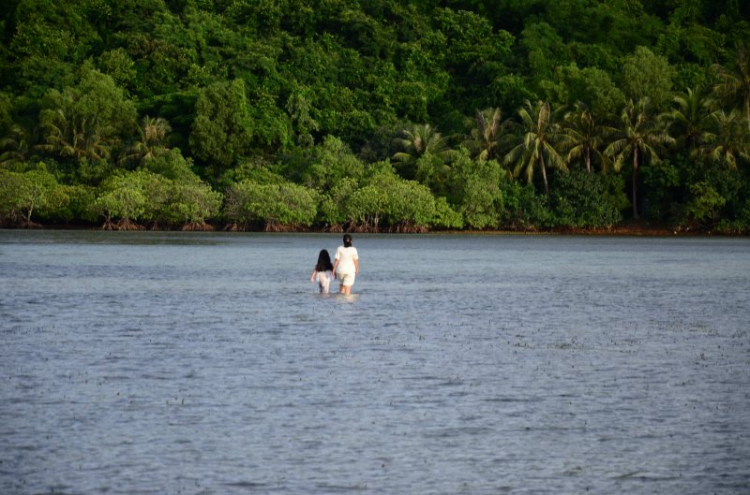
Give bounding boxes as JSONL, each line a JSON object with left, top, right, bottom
{"left": 225, "top": 179, "right": 317, "bottom": 230}
{"left": 550, "top": 170, "right": 626, "bottom": 228}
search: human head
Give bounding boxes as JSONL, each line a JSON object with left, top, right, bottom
{"left": 343, "top": 234, "right": 353, "bottom": 248}
{"left": 316, "top": 249, "right": 332, "bottom": 270}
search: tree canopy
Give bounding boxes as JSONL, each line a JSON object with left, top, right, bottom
{"left": 1, "top": 0, "right": 750, "bottom": 233}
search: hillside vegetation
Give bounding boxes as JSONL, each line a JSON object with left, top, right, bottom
{"left": 1, "top": 0, "right": 749, "bottom": 233}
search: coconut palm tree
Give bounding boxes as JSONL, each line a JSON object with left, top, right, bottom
{"left": 503, "top": 100, "right": 567, "bottom": 196}
{"left": 561, "top": 102, "right": 617, "bottom": 174}
{"left": 694, "top": 110, "right": 750, "bottom": 170}
{"left": 393, "top": 123, "right": 447, "bottom": 163}
{"left": 121, "top": 116, "right": 171, "bottom": 166}
{"left": 0, "top": 125, "right": 34, "bottom": 168}
{"left": 605, "top": 98, "right": 675, "bottom": 219}
{"left": 712, "top": 42, "right": 750, "bottom": 125}
{"left": 392, "top": 123, "right": 449, "bottom": 180}
{"left": 665, "top": 86, "right": 714, "bottom": 150}
{"left": 464, "top": 107, "right": 511, "bottom": 161}
{"left": 38, "top": 109, "right": 111, "bottom": 161}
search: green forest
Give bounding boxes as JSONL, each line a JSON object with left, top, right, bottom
{"left": 1, "top": 0, "right": 749, "bottom": 233}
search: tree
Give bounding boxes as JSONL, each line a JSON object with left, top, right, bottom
{"left": 605, "top": 99, "right": 675, "bottom": 219}
{"left": 1, "top": 0, "right": 747, "bottom": 231}
{"left": 448, "top": 149, "right": 506, "bottom": 229}
{"left": 364, "top": 169, "right": 436, "bottom": 232}
{"left": 463, "top": 107, "right": 511, "bottom": 161}
{"left": 169, "top": 181, "right": 222, "bottom": 230}
{"left": 319, "top": 177, "right": 359, "bottom": 229}
{"left": 712, "top": 42, "right": 750, "bottom": 125}
{"left": 503, "top": 100, "right": 568, "bottom": 196}
{"left": 621, "top": 46, "right": 676, "bottom": 110}
{"left": 38, "top": 107, "right": 111, "bottom": 161}
{"left": 414, "top": 151, "right": 453, "bottom": 197}
{"left": 0, "top": 92, "right": 13, "bottom": 137}
{"left": 97, "top": 48, "right": 137, "bottom": 93}
{"left": 9, "top": 0, "right": 101, "bottom": 64}
{"left": 498, "top": 179, "right": 551, "bottom": 230}
{"left": 561, "top": 102, "right": 617, "bottom": 174}
{"left": 346, "top": 184, "right": 387, "bottom": 232}
{"left": 38, "top": 68, "right": 137, "bottom": 162}
{"left": 9, "top": 0, "right": 101, "bottom": 97}
{"left": 95, "top": 171, "right": 151, "bottom": 230}
{"left": 142, "top": 148, "right": 199, "bottom": 182}
{"left": 0, "top": 166, "right": 67, "bottom": 227}
{"left": 684, "top": 181, "right": 727, "bottom": 227}
{"left": 431, "top": 8, "right": 514, "bottom": 111}
{"left": 548, "top": 64, "right": 625, "bottom": 119}
{"left": 695, "top": 110, "right": 750, "bottom": 170}
{"left": 121, "top": 116, "right": 172, "bottom": 167}
{"left": 138, "top": 171, "right": 173, "bottom": 227}
{"left": 300, "top": 135, "right": 365, "bottom": 192}
{"left": 520, "top": 22, "right": 570, "bottom": 84}
{"left": 0, "top": 125, "right": 34, "bottom": 168}
{"left": 550, "top": 170, "right": 627, "bottom": 228}
{"left": 392, "top": 123, "right": 449, "bottom": 180}
{"left": 224, "top": 179, "right": 317, "bottom": 231}
{"left": 431, "top": 196, "right": 464, "bottom": 230}
{"left": 190, "top": 79, "right": 254, "bottom": 176}
{"left": 47, "top": 183, "right": 97, "bottom": 225}
{"left": 0, "top": 170, "right": 25, "bottom": 225}
{"left": 666, "top": 86, "right": 714, "bottom": 150}
{"left": 286, "top": 91, "right": 319, "bottom": 148}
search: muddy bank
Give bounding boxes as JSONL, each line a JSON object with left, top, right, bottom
{"left": 0, "top": 219, "right": 741, "bottom": 236}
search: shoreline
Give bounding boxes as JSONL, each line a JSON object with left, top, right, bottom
{"left": 1, "top": 222, "right": 743, "bottom": 237}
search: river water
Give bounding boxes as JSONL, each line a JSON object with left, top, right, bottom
{"left": 1, "top": 230, "right": 749, "bottom": 495}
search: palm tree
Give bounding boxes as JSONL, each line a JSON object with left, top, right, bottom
{"left": 0, "top": 125, "right": 34, "bottom": 168}
{"left": 712, "top": 42, "right": 750, "bottom": 125}
{"left": 665, "top": 86, "right": 714, "bottom": 150}
{"left": 694, "top": 110, "right": 750, "bottom": 170}
{"left": 121, "top": 116, "right": 171, "bottom": 166}
{"left": 464, "top": 107, "right": 510, "bottom": 161}
{"left": 604, "top": 98, "right": 675, "bottom": 219}
{"left": 503, "top": 100, "right": 568, "bottom": 196}
{"left": 561, "top": 102, "right": 617, "bottom": 174}
{"left": 392, "top": 123, "right": 449, "bottom": 180}
{"left": 38, "top": 109, "right": 111, "bottom": 161}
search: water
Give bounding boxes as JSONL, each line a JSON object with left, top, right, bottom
{"left": 1, "top": 230, "right": 749, "bottom": 495}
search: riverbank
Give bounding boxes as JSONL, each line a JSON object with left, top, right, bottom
{"left": 1, "top": 220, "right": 741, "bottom": 236}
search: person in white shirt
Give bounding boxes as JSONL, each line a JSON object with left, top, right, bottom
{"left": 332, "top": 234, "right": 359, "bottom": 295}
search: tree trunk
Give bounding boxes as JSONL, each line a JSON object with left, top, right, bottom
{"left": 540, "top": 153, "right": 549, "bottom": 196}
{"left": 25, "top": 205, "right": 34, "bottom": 227}
{"left": 632, "top": 149, "right": 640, "bottom": 219}
{"left": 585, "top": 146, "right": 592, "bottom": 174}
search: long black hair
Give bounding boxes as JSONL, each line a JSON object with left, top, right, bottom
{"left": 316, "top": 249, "right": 333, "bottom": 271}
{"left": 343, "top": 234, "right": 353, "bottom": 248}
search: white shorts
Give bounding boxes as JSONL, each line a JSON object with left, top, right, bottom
{"left": 338, "top": 272, "right": 356, "bottom": 287}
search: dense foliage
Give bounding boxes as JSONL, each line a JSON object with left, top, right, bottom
{"left": 1, "top": 0, "right": 749, "bottom": 232}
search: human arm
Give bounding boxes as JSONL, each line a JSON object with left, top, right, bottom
{"left": 310, "top": 269, "right": 317, "bottom": 283}
{"left": 332, "top": 246, "right": 341, "bottom": 277}
{"left": 353, "top": 258, "right": 359, "bottom": 274}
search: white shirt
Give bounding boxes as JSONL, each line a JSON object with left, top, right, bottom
{"left": 334, "top": 246, "right": 359, "bottom": 274}
{"left": 315, "top": 270, "right": 332, "bottom": 292}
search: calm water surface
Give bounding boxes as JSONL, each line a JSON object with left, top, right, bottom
{"left": 1, "top": 230, "right": 749, "bottom": 495}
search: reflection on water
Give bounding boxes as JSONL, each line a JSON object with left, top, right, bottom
{"left": 1, "top": 231, "right": 749, "bottom": 495}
